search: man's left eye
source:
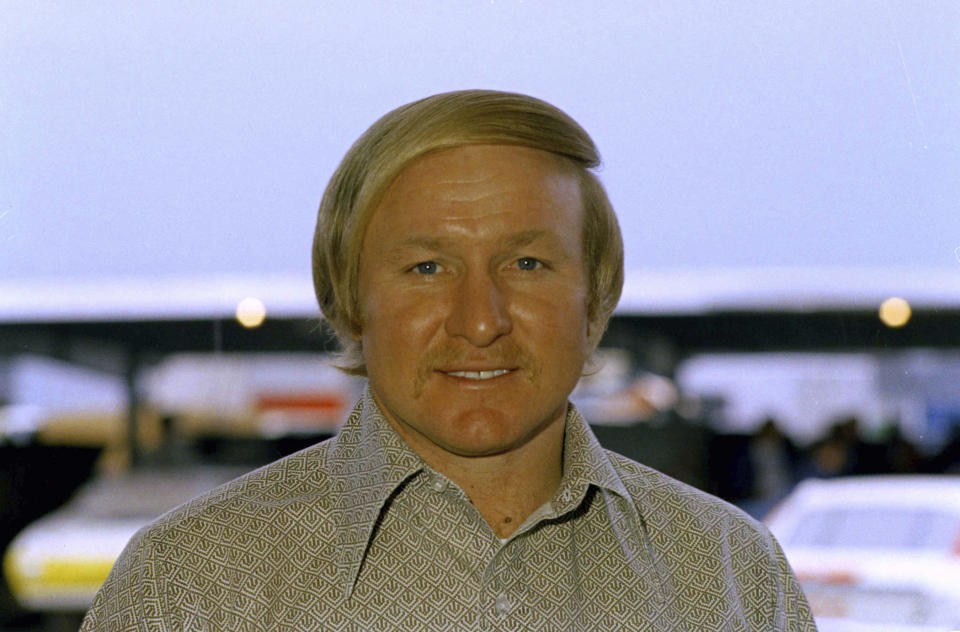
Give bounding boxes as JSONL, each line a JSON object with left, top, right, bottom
{"left": 516, "top": 257, "right": 542, "bottom": 271}
{"left": 414, "top": 261, "right": 438, "bottom": 275}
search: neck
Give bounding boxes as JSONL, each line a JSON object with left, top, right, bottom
{"left": 381, "top": 401, "right": 567, "bottom": 539}
{"left": 438, "top": 423, "right": 565, "bottom": 538}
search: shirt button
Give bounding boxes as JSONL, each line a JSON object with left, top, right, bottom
{"left": 430, "top": 477, "right": 447, "bottom": 493}
{"left": 494, "top": 594, "right": 512, "bottom": 617}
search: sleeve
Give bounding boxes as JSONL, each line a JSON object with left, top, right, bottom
{"left": 80, "top": 525, "right": 171, "bottom": 632}
{"left": 766, "top": 528, "right": 818, "bottom": 631}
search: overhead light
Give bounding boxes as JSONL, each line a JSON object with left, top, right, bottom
{"left": 878, "top": 297, "right": 911, "bottom": 328}
{"left": 236, "top": 297, "right": 267, "bottom": 328}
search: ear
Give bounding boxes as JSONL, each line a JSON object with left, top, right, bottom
{"left": 349, "top": 306, "right": 364, "bottom": 342}
{"left": 350, "top": 319, "right": 363, "bottom": 342}
{"left": 584, "top": 311, "right": 597, "bottom": 352}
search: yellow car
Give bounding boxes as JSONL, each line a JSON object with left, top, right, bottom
{"left": 4, "top": 465, "right": 245, "bottom": 613}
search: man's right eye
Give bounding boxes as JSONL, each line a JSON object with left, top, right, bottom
{"left": 413, "top": 261, "right": 438, "bottom": 275}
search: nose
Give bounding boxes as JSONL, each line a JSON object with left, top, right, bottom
{"left": 444, "top": 270, "right": 512, "bottom": 347}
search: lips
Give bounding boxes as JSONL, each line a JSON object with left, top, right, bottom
{"left": 441, "top": 369, "right": 514, "bottom": 380}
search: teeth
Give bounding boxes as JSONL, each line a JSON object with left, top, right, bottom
{"left": 446, "top": 369, "right": 511, "bottom": 380}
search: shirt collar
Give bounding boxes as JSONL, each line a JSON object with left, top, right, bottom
{"left": 330, "top": 385, "right": 426, "bottom": 602}
{"left": 555, "top": 403, "right": 632, "bottom": 511}
{"left": 330, "top": 385, "right": 631, "bottom": 601}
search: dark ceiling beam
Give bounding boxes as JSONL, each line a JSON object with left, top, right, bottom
{"left": 1, "top": 309, "right": 957, "bottom": 358}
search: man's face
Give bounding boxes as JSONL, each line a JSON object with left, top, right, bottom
{"left": 357, "top": 144, "right": 590, "bottom": 459}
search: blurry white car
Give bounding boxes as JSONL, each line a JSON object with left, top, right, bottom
{"left": 765, "top": 476, "right": 960, "bottom": 631}
{"left": 3, "top": 466, "right": 246, "bottom": 612}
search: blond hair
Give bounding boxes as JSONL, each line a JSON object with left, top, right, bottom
{"left": 312, "top": 90, "right": 623, "bottom": 375}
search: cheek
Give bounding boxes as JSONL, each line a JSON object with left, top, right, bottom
{"left": 361, "top": 291, "right": 441, "bottom": 357}
{"left": 513, "top": 297, "right": 590, "bottom": 368}
{"left": 558, "top": 294, "right": 591, "bottom": 366}
{"left": 516, "top": 286, "right": 589, "bottom": 332}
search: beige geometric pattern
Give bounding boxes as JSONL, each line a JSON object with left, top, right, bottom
{"left": 82, "top": 386, "right": 816, "bottom": 631}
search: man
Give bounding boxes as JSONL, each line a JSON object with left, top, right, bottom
{"left": 82, "top": 90, "right": 815, "bottom": 630}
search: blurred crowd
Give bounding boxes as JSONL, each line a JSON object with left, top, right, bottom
{"left": 723, "top": 416, "right": 960, "bottom": 518}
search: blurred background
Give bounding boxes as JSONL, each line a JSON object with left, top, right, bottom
{"left": 1, "top": 1, "right": 958, "bottom": 630}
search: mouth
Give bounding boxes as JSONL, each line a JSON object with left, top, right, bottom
{"left": 440, "top": 369, "right": 515, "bottom": 381}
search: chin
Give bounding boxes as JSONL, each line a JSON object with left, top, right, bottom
{"left": 438, "top": 407, "right": 551, "bottom": 454}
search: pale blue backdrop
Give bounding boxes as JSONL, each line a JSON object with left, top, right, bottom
{"left": 2, "top": 1, "right": 958, "bottom": 286}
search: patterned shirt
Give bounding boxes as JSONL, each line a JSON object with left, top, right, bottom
{"left": 82, "top": 387, "right": 816, "bottom": 631}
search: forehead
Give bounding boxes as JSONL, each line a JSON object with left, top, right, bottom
{"left": 366, "top": 144, "right": 583, "bottom": 238}
{"left": 388, "top": 144, "right": 576, "bottom": 194}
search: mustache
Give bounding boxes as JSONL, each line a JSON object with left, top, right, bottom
{"left": 413, "top": 339, "right": 541, "bottom": 396}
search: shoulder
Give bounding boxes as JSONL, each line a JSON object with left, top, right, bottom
{"left": 158, "top": 437, "right": 340, "bottom": 551}
{"left": 603, "top": 450, "right": 816, "bottom": 628}
{"left": 604, "top": 449, "right": 775, "bottom": 552}
{"left": 82, "top": 438, "right": 342, "bottom": 630}
{"left": 144, "top": 436, "right": 340, "bottom": 550}
{"left": 605, "top": 449, "right": 750, "bottom": 515}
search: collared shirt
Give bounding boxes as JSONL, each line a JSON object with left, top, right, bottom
{"left": 81, "top": 387, "right": 816, "bottom": 631}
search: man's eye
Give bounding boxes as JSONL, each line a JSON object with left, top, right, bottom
{"left": 517, "top": 257, "right": 542, "bottom": 271}
{"left": 414, "top": 261, "right": 438, "bottom": 275}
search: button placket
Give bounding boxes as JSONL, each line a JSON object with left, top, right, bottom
{"left": 488, "top": 540, "right": 523, "bottom": 623}
{"left": 482, "top": 547, "right": 515, "bottom": 622}
{"left": 493, "top": 593, "right": 512, "bottom": 618}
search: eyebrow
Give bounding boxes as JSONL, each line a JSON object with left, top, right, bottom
{"left": 504, "top": 229, "right": 551, "bottom": 248}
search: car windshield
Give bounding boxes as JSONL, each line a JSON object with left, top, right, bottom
{"left": 786, "top": 507, "right": 960, "bottom": 551}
